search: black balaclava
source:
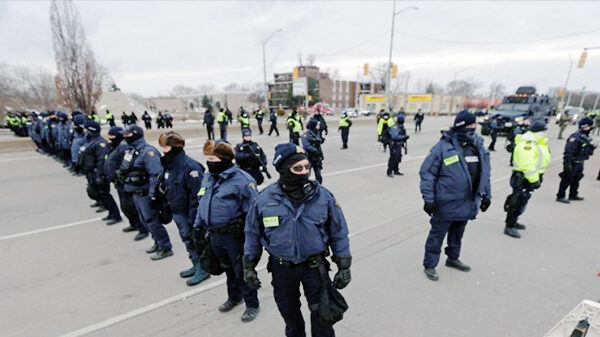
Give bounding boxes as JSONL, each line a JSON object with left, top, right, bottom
{"left": 277, "top": 153, "right": 312, "bottom": 202}
{"left": 163, "top": 146, "right": 183, "bottom": 162}
{"left": 86, "top": 130, "right": 100, "bottom": 140}
{"left": 207, "top": 158, "right": 233, "bottom": 176}
{"left": 109, "top": 133, "right": 123, "bottom": 148}
{"left": 454, "top": 127, "right": 476, "bottom": 144}
{"left": 125, "top": 132, "right": 143, "bottom": 145}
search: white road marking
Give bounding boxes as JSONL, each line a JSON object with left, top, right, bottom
{"left": 0, "top": 155, "right": 45, "bottom": 163}
{"left": 0, "top": 217, "right": 103, "bottom": 241}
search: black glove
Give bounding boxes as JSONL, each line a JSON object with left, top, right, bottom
{"left": 242, "top": 256, "right": 261, "bottom": 290}
{"left": 149, "top": 196, "right": 161, "bottom": 209}
{"left": 423, "top": 202, "right": 437, "bottom": 216}
{"left": 192, "top": 226, "right": 208, "bottom": 252}
{"left": 530, "top": 181, "right": 541, "bottom": 190}
{"left": 480, "top": 198, "right": 491, "bottom": 212}
{"left": 324, "top": 129, "right": 328, "bottom": 136}
{"left": 332, "top": 255, "right": 352, "bottom": 289}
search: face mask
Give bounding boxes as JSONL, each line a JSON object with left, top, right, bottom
{"left": 581, "top": 128, "right": 591, "bottom": 135}
{"left": 455, "top": 128, "right": 476, "bottom": 143}
{"left": 206, "top": 160, "right": 232, "bottom": 175}
{"left": 75, "top": 126, "right": 83, "bottom": 133}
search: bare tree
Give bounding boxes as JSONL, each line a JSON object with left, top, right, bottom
{"left": 248, "top": 82, "right": 265, "bottom": 105}
{"left": 307, "top": 54, "right": 316, "bottom": 66}
{"left": 50, "top": 0, "right": 104, "bottom": 112}
{"left": 196, "top": 84, "right": 216, "bottom": 95}
{"left": 488, "top": 81, "right": 506, "bottom": 98}
{"left": 446, "top": 78, "right": 482, "bottom": 96}
{"left": 369, "top": 62, "right": 388, "bottom": 89}
{"left": 170, "top": 84, "right": 195, "bottom": 96}
{"left": 0, "top": 63, "right": 56, "bottom": 110}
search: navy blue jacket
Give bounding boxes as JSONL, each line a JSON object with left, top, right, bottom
{"left": 81, "top": 134, "right": 109, "bottom": 176}
{"left": 203, "top": 112, "right": 215, "bottom": 126}
{"left": 244, "top": 182, "right": 351, "bottom": 264}
{"left": 301, "top": 129, "right": 323, "bottom": 162}
{"left": 419, "top": 130, "right": 491, "bottom": 221}
{"left": 162, "top": 150, "right": 205, "bottom": 222}
{"left": 57, "top": 121, "right": 73, "bottom": 150}
{"left": 122, "top": 138, "right": 163, "bottom": 197}
{"left": 103, "top": 141, "right": 131, "bottom": 183}
{"left": 386, "top": 124, "right": 408, "bottom": 143}
{"left": 71, "top": 130, "right": 86, "bottom": 164}
{"left": 564, "top": 130, "right": 596, "bottom": 164}
{"left": 194, "top": 166, "right": 258, "bottom": 230}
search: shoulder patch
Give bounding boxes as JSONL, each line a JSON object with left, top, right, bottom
{"left": 190, "top": 170, "right": 199, "bottom": 178}
{"left": 248, "top": 182, "right": 257, "bottom": 191}
{"left": 99, "top": 142, "right": 106, "bottom": 148}
{"left": 148, "top": 151, "right": 155, "bottom": 156}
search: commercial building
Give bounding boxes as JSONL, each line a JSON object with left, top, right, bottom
{"left": 358, "top": 93, "right": 467, "bottom": 114}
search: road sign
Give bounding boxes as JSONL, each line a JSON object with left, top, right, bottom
{"left": 363, "top": 63, "right": 369, "bottom": 76}
{"left": 293, "top": 67, "right": 299, "bottom": 80}
{"left": 408, "top": 95, "right": 432, "bottom": 101}
{"left": 293, "top": 77, "right": 307, "bottom": 96}
{"left": 365, "top": 95, "right": 386, "bottom": 102}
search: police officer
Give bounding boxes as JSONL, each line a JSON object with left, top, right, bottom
{"left": 159, "top": 131, "right": 210, "bottom": 286}
{"left": 50, "top": 112, "right": 61, "bottom": 156}
{"left": 338, "top": 111, "right": 352, "bottom": 149}
{"left": 164, "top": 111, "right": 173, "bottom": 128}
{"left": 268, "top": 108, "right": 280, "bottom": 136}
{"left": 239, "top": 110, "right": 251, "bottom": 133}
{"left": 121, "top": 125, "right": 173, "bottom": 259}
{"left": 503, "top": 121, "right": 550, "bottom": 238}
{"left": 243, "top": 143, "right": 352, "bottom": 337}
{"left": 156, "top": 111, "right": 164, "bottom": 129}
{"left": 556, "top": 118, "right": 597, "bottom": 203}
{"left": 70, "top": 114, "right": 87, "bottom": 175}
{"left": 105, "top": 126, "right": 146, "bottom": 233}
{"left": 217, "top": 108, "right": 230, "bottom": 141}
{"left": 385, "top": 114, "right": 409, "bottom": 177}
{"left": 301, "top": 119, "right": 324, "bottom": 184}
{"left": 310, "top": 109, "right": 328, "bottom": 139}
{"left": 487, "top": 115, "right": 500, "bottom": 151}
{"left": 254, "top": 107, "right": 265, "bottom": 135}
{"left": 81, "top": 121, "right": 122, "bottom": 224}
{"left": 57, "top": 112, "right": 73, "bottom": 166}
{"left": 507, "top": 118, "right": 530, "bottom": 166}
{"left": 414, "top": 109, "right": 425, "bottom": 133}
{"left": 377, "top": 111, "right": 395, "bottom": 152}
{"left": 203, "top": 108, "right": 215, "bottom": 140}
{"left": 105, "top": 109, "right": 115, "bottom": 127}
{"left": 235, "top": 129, "right": 269, "bottom": 185}
{"left": 129, "top": 111, "right": 138, "bottom": 125}
{"left": 557, "top": 109, "right": 570, "bottom": 140}
{"left": 121, "top": 112, "right": 129, "bottom": 127}
{"left": 142, "top": 111, "right": 152, "bottom": 130}
{"left": 194, "top": 140, "right": 260, "bottom": 322}
{"left": 419, "top": 110, "right": 491, "bottom": 281}
{"left": 287, "top": 110, "right": 303, "bottom": 145}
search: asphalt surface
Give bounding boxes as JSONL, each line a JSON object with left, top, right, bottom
{"left": 1, "top": 117, "right": 599, "bottom": 337}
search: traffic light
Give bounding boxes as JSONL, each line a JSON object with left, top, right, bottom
{"left": 268, "top": 92, "right": 272, "bottom": 99}
{"left": 577, "top": 51, "right": 588, "bottom": 69}
{"left": 391, "top": 64, "right": 398, "bottom": 78}
{"left": 293, "top": 67, "right": 299, "bottom": 80}
{"left": 363, "top": 63, "right": 369, "bottom": 76}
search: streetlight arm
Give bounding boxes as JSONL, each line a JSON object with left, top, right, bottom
{"left": 263, "top": 28, "right": 282, "bottom": 44}
{"left": 394, "top": 6, "right": 418, "bottom": 16}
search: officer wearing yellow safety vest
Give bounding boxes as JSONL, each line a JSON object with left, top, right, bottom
{"left": 286, "top": 110, "right": 303, "bottom": 145}
{"left": 238, "top": 110, "right": 250, "bottom": 133}
{"left": 338, "top": 111, "right": 352, "bottom": 149}
{"left": 503, "top": 121, "right": 550, "bottom": 238}
{"left": 217, "top": 108, "right": 230, "bottom": 141}
{"left": 377, "top": 111, "right": 395, "bottom": 152}
{"left": 105, "top": 110, "right": 115, "bottom": 127}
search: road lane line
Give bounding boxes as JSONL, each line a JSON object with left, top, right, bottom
{"left": 0, "top": 217, "right": 104, "bottom": 241}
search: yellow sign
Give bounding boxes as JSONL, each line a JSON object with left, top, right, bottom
{"left": 408, "top": 95, "right": 431, "bottom": 101}
{"left": 363, "top": 63, "right": 369, "bottom": 76}
{"left": 365, "top": 95, "right": 386, "bottom": 102}
{"left": 578, "top": 51, "right": 588, "bottom": 69}
{"left": 293, "top": 67, "right": 299, "bottom": 80}
{"left": 391, "top": 64, "right": 398, "bottom": 78}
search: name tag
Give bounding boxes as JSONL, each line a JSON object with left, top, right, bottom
{"left": 197, "top": 187, "right": 206, "bottom": 196}
{"left": 443, "top": 155, "right": 459, "bottom": 166}
{"left": 263, "top": 216, "right": 280, "bottom": 228}
{"left": 123, "top": 153, "right": 133, "bottom": 162}
{"left": 165, "top": 172, "right": 170, "bottom": 180}
{"left": 464, "top": 156, "right": 479, "bottom": 163}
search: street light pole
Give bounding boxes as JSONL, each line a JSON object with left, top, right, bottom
{"left": 559, "top": 56, "right": 573, "bottom": 108}
{"left": 386, "top": 2, "right": 418, "bottom": 111}
{"left": 262, "top": 28, "right": 282, "bottom": 112}
{"left": 448, "top": 66, "right": 471, "bottom": 114}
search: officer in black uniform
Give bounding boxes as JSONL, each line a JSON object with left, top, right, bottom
{"left": 235, "top": 129, "right": 270, "bottom": 185}
{"left": 385, "top": 114, "right": 409, "bottom": 177}
{"left": 487, "top": 115, "right": 500, "bottom": 151}
{"left": 244, "top": 143, "right": 352, "bottom": 337}
{"left": 254, "top": 107, "right": 265, "bottom": 135}
{"left": 142, "top": 111, "right": 152, "bottom": 130}
{"left": 414, "top": 109, "right": 425, "bottom": 133}
{"left": 310, "top": 109, "right": 328, "bottom": 139}
{"left": 301, "top": 120, "right": 324, "bottom": 184}
{"left": 204, "top": 108, "right": 215, "bottom": 140}
{"left": 81, "top": 121, "right": 122, "bottom": 224}
{"left": 556, "top": 117, "right": 597, "bottom": 203}
{"left": 268, "top": 108, "right": 279, "bottom": 136}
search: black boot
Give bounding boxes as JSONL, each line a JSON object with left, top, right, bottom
{"left": 504, "top": 225, "right": 521, "bottom": 238}
{"left": 219, "top": 298, "right": 242, "bottom": 312}
{"left": 556, "top": 197, "right": 570, "bottom": 204}
{"left": 387, "top": 172, "right": 394, "bottom": 178}
{"left": 150, "top": 249, "right": 174, "bottom": 261}
{"left": 569, "top": 196, "right": 584, "bottom": 201}
{"left": 445, "top": 259, "right": 471, "bottom": 272}
{"left": 145, "top": 244, "right": 158, "bottom": 254}
{"left": 180, "top": 263, "right": 196, "bottom": 278}
{"left": 241, "top": 307, "right": 260, "bottom": 322}
{"left": 186, "top": 262, "right": 210, "bottom": 286}
{"left": 106, "top": 218, "right": 122, "bottom": 226}
{"left": 122, "top": 225, "right": 137, "bottom": 232}
{"left": 394, "top": 171, "right": 404, "bottom": 176}
{"left": 515, "top": 222, "right": 526, "bottom": 230}
{"left": 134, "top": 232, "right": 149, "bottom": 241}
{"left": 423, "top": 268, "right": 439, "bottom": 281}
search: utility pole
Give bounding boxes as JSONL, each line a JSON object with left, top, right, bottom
{"left": 559, "top": 56, "right": 573, "bottom": 108}
{"left": 262, "top": 28, "right": 282, "bottom": 112}
{"left": 448, "top": 66, "right": 471, "bottom": 114}
{"left": 386, "top": 2, "right": 418, "bottom": 111}
{"left": 592, "top": 94, "right": 599, "bottom": 111}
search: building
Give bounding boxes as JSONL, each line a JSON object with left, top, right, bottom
{"left": 359, "top": 93, "right": 466, "bottom": 114}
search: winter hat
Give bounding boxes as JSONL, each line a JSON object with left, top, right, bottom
{"left": 203, "top": 140, "right": 235, "bottom": 162}
{"left": 453, "top": 110, "right": 476, "bottom": 128}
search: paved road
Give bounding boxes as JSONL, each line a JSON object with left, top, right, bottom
{"left": 1, "top": 117, "right": 599, "bottom": 337}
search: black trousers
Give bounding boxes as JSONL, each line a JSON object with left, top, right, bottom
{"left": 206, "top": 125, "right": 214, "bottom": 140}
{"left": 415, "top": 121, "right": 422, "bottom": 132}
{"left": 488, "top": 129, "right": 498, "bottom": 150}
{"left": 557, "top": 162, "right": 584, "bottom": 199}
{"left": 504, "top": 172, "right": 534, "bottom": 225}
{"left": 387, "top": 142, "right": 403, "bottom": 174}
{"left": 270, "top": 257, "right": 334, "bottom": 337}
{"left": 269, "top": 123, "right": 279, "bottom": 136}
{"left": 219, "top": 124, "right": 228, "bottom": 141}
{"left": 257, "top": 118, "right": 264, "bottom": 134}
{"left": 340, "top": 127, "right": 349, "bottom": 148}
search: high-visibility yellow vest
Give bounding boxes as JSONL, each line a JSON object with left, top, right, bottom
{"left": 105, "top": 112, "right": 114, "bottom": 120}
{"left": 377, "top": 117, "right": 395, "bottom": 135}
{"left": 339, "top": 117, "right": 350, "bottom": 128}
{"left": 512, "top": 131, "right": 551, "bottom": 183}
{"left": 287, "top": 116, "right": 302, "bottom": 133}
{"left": 239, "top": 115, "right": 250, "bottom": 127}
{"left": 217, "top": 111, "right": 227, "bottom": 123}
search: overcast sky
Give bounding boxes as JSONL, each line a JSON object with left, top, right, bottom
{"left": 1, "top": 1, "right": 599, "bottom": 97}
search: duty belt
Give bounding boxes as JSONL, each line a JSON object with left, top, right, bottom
{"left": 209, "top": 219, "right": 244, "bottom": 234}
{"left": 271, "top": 253, "right": 324, "bottom": 269}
